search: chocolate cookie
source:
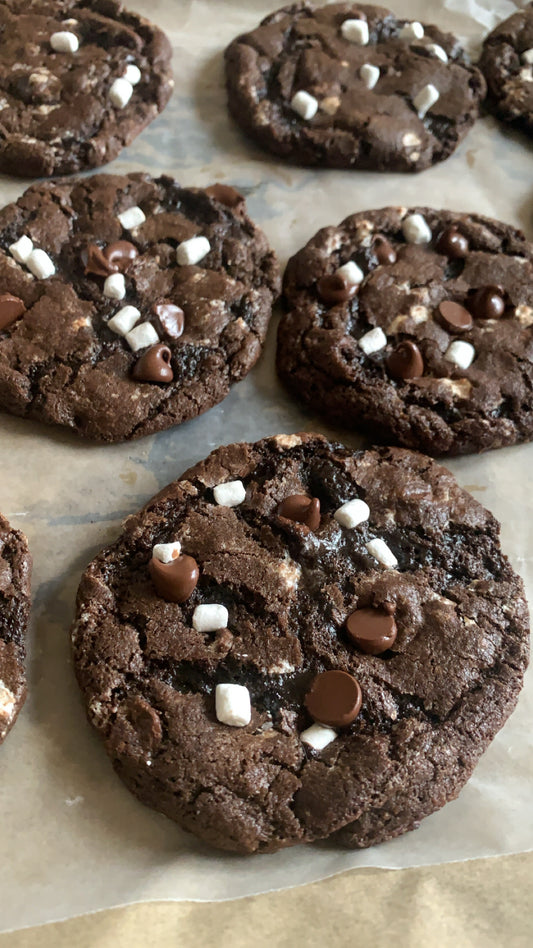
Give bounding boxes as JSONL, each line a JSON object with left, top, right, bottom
{"left": 0, "top": 173, "right": 280, "bottom": 442}
{"left": 479, "top": 3, "right": 533, "bottom": 136}
{"left": 278, "top": 207, "right": 533, "bottom": 457}
{"left": 0, "top": 0, "right": 173, "bottom": 178}
{"left": 71, "top": 434, "right": 529, "bottom": 853}
{"left": 225, "top": 2, "right": 485, "bottom": 172}
{"left": 0, "top": 515, "right": 31, "bottom": 745}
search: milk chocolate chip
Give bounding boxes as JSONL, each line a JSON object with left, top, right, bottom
{"left": 152, "top": 300, "right": 185, "bottom": 339}
{"left": 0, "top": 293, "right": 25, "bottom": 330}
{"left": 374, "top": 235, "right": 397, "bottom": 265}
{"left": 305, "top": 670, "right": 362, "bottom": 727}
{"left": 149, "top": 554, "right": 200, "bottom": 602}
{"left": 85, "top": 243, "right": 117, "bottom": 277}
{"left": 132, "top": 344, "right": 173, "bottom": 383}
{"left": 277, "top": 494, "right": 321, "bottom": 531}
{"left": 438, "top": 301, "right": 473, "bottom": 332}
{"left": 104, "top": 240, "right": 139, "bottom": 271}
{"left": 469, "top": 286, "right": 506, "bottom": 320}
{"left": 205, "top": 184, "right": 245, "bottom": 210}
{"left": 318, "top": 274, "right": 358, "bottom": 305}
{"left": 386, "top": 341, "right": 424, "bottom": 380}
{"left": 346, "top": 607, "right": 398, "bottom": 655}
{"left": 436, "top": 227, "right": 469, "bottom": 259}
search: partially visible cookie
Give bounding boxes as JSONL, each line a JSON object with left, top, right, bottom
{"left": 225, "top": 2, "right": 485, "bottom": 172}
{"left": 278, "top": 206, "right": 533, "bottom": 457}
{"left": 0, "top": 515, "right": 31, "bottom": 744}
{"left": 0, "top": 0, "right": 173, "bottom": 178}
{"left": 0, "top": 173, "right": 280, "bottom": 443}
{"left": 479, "top": 3, "right": 533, "bottom": 135}
{"left": 72, "top": 434, "right": 529, "bottom": 854}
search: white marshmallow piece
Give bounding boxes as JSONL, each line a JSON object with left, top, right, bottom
{"left": 399, "top": 21, "right": 424, "bottom": 41}
{"left": 213, "top": 480, "right": 246, "bottom": 507}
{"left": 9, "top": 235, "right": 33, "bottom": 264}
{"left": 107, "top": 305, "right": 140, "bottom": 336}
{"left": 215, "top": 684, "right": 251, "bottom": 728}
{"left": 358, "top": 326, "right": 387, "bottom": 355}
{"left": 27, "top": 249, "right": 55, "bottom": 279}
{"left": 301, "top": 723, "right": 337, "bottom": 750}
{"left": 118, "top": 205, "right": 146, "bottom": 230}
{"left": 336, "top": 260, "right": 364, "bottom": 286}
{"left": 445, "top": 340, "right": 475, "bottom": 371}
{"left": 521, "top": 49, "right": 533, "bottom": 65}
{"left": 125, "top": 321, "right": 159, "bottom": 352}
{"left": 123, "top": 64, "right": 141, "bottom": 86}
{"left": 334, "top": 498, "right": 370, "bottom": 529}
{"left": 103, "top": 273, "right": 126, "bottom": 300}
{"left": 109, "top": 77, "right": 133, "bottom": 108}
{"left": 152, "top": 541, "right": 182, "bottom": 564}
{"left": 366, "top": 538, "right": 398, "bottom": 570}
{"left": 50, "top": 30, "right": 79, "bottom": 53}
{"left": 341, "top": 19, "right": 369, "bottom": 46}
{"left": 360, "top": 63, "right": 380, "bottom": 90}
{"left": 402, "top": 213, "right": 432, "bottom": 245}
{"left": 290, "top": 90, "right": 318, "bottom": 121}
{"left": 413, "top": 83, "right": 440, "bottom": 119}
{"left": 193, "top": 604, "right": 229, "bottom": 633}
{"left": 176, "top": 236, "right": 211, "bottom": 267}
{"left": 427, "top": 43, "right": 448, "bottom": 63}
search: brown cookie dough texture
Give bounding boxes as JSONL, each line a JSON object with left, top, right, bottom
{"left": 0, "top": 173, "right": 280, "bottom": 442}
{"left": 72, "top": 434, "right": 529, "bottom": 854}
{"left": 479, "top": 2, "right": 533, "bottom": 135}
{"left": 0, "top": 514, "right": 31, "bottom": 745}
{"left": 225, "top": 2, "right": 485, "bottom": 172}
{"left": 0, "top": 0, "right": 173, "bottom": 178}
{"left": 277, "top": 206, "right": 533, "bottom": 457}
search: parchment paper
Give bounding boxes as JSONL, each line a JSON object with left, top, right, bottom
{"left": 0, "top": 0, "right": 532, "bottom": 934}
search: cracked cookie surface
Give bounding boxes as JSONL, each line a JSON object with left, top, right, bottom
{"left": 0, "top": 514, "right": 31, "bottom": 745}
{"left": 72, "top": 433, "right": 529, "bottom": 853}
{"left": 479, "top": 2, "right": 533, "bottom": 136}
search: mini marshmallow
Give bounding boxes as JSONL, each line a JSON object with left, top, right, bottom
{"left": 522, "top": 49, "right": 533, "bottom": 65}
{"left": 413, "top": 83, "right": 440, "bottom": 118}
{"left": 9, "top": 235, "right": 33, "bottom": 264}
{"left": 213, "top": 480, "right": 246, "bottom": 507}
{"left": 399, "top": 21, "right": 424, "bottom": 41}
{"left": 176, "top": 236, "right": 211, "bottom": 266}
{"left": 445, "top": 340, "right": 475, "bottom": 370}
{"left": 152, "top": 541, "right": 182, "bottom": 564}
{"left": 427, "top": 43, "right": 448, "bottom": 63}
{"left": 125, "top": 321, "right": 159, "bottom": 352}
{"left": 360, "top": 63, "right": 380, "bottom": 90}
{"left": 215, "top": 684, "right": 251, "bottom": 728}
{"left": 27, "top": 249, "right": 55, "bottom": 279}
{"left": 366, "top": 538, "right": 398, "bottom": 569}
{"left": 341, "top": 19, "right": 369, "bottom": 45}
{"left": 109, "top": 77, "right": 133, "bottom": 108}
{"left": 50, "top": 31, "right": 79, "bottom": 53}
{"left": 334, "top": 498, "right": 370, "bottom": 529}
{"left": 402, "top": 213, "right": 432, "bottom": 245}
{"left": 193, "top": 603, "right": 229, "bottom": 632}
{"left": 103, "top": 273, "right": 126, "bottom": 300}
{"left": 290, "top": 90, "right": 318, "bottom": 120}
{"left": 118, "top": 205, "right": 146, "bottom": 230}
{"left": 358, "top": 326, "right": 387, "bottom": 355}
{"left": 301, "top": 723, "right": 337, "bottom": 750}
{"left": 123, "top": 64, "right": 141, "bottom": 86}
{"left": 336, "top": 260, "right": 364, "bottom": 285}
{"left": 107, "top": 305, "right": 141, "bottom": 336}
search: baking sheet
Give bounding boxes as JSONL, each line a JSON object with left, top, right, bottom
{"left": 0, "top": 0, "right": 532, "bottom": 933}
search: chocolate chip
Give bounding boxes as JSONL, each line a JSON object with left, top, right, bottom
{"left": 317, "top": 273, "right": 358, "bottom": 305}
{"left": 103, "top": 240, "right": 139, "bottom": 271}
{"left": 152, "top": 300, "right": 185, "bottom": 339}
{"left": 469, "top": 286, "right": 506, "bottom": 320}
{"left": 386, "top": 341, "right": 424, "bottom": 380}
{"left": 436, "top": 227, "right": 469, "bottom": 259}
{"left": 346, "top": 607, "right": 398, "bottom": 655}
{"left": 277, "top": 494, "right": 320, "bottom": 531}
{"left": 0, "top": 293, "right": 25, "bottom": 331}
{"left": 84, "top": 243, "right": 117, "bottom": 277}
{"left": 438, "top": 300, "right": 473, "bottom": 333}
{"left": 374, "top": 235, "right": 397, "bottom": 265}
{"left": 205, "top": 183, "right": 245, "bottom": 210}
{"left": 132, "top": 345, "right": 174, "bottom": 383}
{"left": 304, "top": 670, "right": 362, "bottom": 728}
{"left": 149, "top": 554, "right": 199, "bottom": 603}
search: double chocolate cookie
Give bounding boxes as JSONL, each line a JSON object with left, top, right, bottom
{"left": 0, "top": 515, "right": 31, "bottom": 745}
{"left": 479, "top": 2, "right": 533, "bottom": 136}
{"left": 0, "top": 173, "right": 280, "bottom": 442}
{"left": 72, "top": 434, "right": 529, "bottom": 853}
{"left": 0, "top": 0, "right": 173, "bottom": 178}
{"left": 225, "top": 2, "right": 485, "bottom": 172}
{"left": 278, "top": 207, "right": 533, "bottom": 456}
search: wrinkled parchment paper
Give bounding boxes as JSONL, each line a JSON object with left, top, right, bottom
{"left": 0, "top": 0, "right": 532, "bottom": 933}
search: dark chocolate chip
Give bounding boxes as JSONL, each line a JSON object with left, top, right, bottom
{"left": 374, "top": 235, "right": 397, "bottom": 265}
{"left": 152, "top": 300, "right": 185, "bottom": 339}
{"left": 317, "top": 273, "right": 358, "bottom": 305}
{"left": 84, "top": 243, "right": 117, "bottom": 277}
{"left": 0, "top": 293, "right": 25, "bottom": 330}
{"left": 103, "top": 240, "right": 139, "bottom": 271}
{"left": 132, "top": 344, "right": 174, "bottom": 383}
{"left": 438, "top": 300, "right": 473, "bottom": 332}
{"left": 277, "top": 494, "right": 321, "bottom": 531}
{"left": 149, "top": 554, "right": 199, "bottom": 603}
{"left": 386, "top": 341, "right": 424, "bottom": 380}
{"left": 436, "top": 227, "right": 469, "bottom": 259}
{"left": 469, "top": 286, "right": 506, "bottom": 320}
{"left": 304, "top": 670, "right": 362, "bottom": 728}
{"left": 205, "top": 184, "right": 245, "bottom": 210}
{"left": 346, "top": 607, "right": 398, "bottom": 655}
